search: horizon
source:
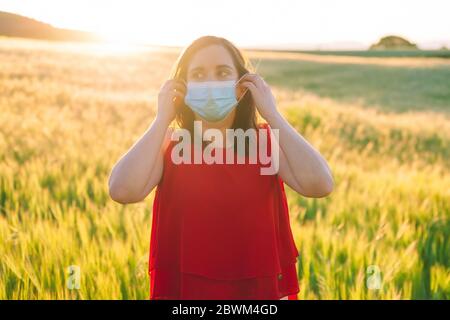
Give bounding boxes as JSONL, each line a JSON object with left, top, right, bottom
{"left": 0, "top": 0, "right": 449, "bottom": 50}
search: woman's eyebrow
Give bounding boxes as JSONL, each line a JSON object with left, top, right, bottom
{"left": 189, "top": 64, "right": 233, "bottom": 73}
{"left": 189, "top": 66, "right": 203, "bottom": 73}
{"left": 216, "top": 64, "right": 233, "bottom": 69}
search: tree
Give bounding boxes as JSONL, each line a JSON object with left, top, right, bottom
{"left": 370, "top": 36, "right": 418, "bottom": 50}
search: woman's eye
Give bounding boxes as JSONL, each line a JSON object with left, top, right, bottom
{"left": 219, "top": 70, "right": 231, "bottom": 77}
{"left": 193, "top": 72, "right": 203, "bottom": 79}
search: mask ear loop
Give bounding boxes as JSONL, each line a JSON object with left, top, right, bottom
{"left": 235, "top": 74, "right": 249, "bottom": 104}
{"left": 235, "top": 57, "right": 262, "bottom": 104}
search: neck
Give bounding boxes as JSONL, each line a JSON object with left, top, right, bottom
{"left": 195, "top": 114, "right": 235, "bottom": 148}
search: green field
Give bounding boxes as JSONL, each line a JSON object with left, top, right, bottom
{"left": 0, "top": 38, "right": 449, "bottom": 299}
{"left": 289, "top": 50, "right": 450, "bottom": 58}
{"left": 258, "top": 58, "right": 450, "bottom": 112}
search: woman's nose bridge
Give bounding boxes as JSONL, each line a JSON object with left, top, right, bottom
{"left": 204, "top": 70, "right": 218, "bottom": 81}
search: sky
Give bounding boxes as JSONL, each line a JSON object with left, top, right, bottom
{"left": 1, "top": 0, "right": 449, "bottom": 49}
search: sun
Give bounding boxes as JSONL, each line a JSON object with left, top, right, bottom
{"left": 95, "top": 21, "right": 147, "bottom": 45}
{"left": 80, "top": 3, "right": 197, "bottom": 47}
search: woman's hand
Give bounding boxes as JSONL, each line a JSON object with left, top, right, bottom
{"left": 157, "top": 78, "right": 186, "bottom": 124}
{"left": 238, "top": 73, "right": 279, "bottom": 121}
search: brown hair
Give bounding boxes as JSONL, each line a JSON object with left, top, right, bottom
{"left": 169, "top": 35, "right": 259, "bottom": 151}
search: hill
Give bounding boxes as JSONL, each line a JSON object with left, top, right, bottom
{"left": 0, "top": 11, "right": 100, "bottom": 42}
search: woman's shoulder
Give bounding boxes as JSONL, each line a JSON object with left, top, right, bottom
{"left": 162, "top": 126, "right": 192, "bottom": 153}
{"left": 256, "top": 122, "right": 271, "bottom": 131}
{"left": 166, "top": 126, "right": 189, "bottom": 137}
{"left": 255, "top": 122, "right": 275, "bottom": 149}
{"left": 256, "top": 122, "right": 271, "bottom": 138}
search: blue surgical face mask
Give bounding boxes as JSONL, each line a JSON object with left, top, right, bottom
{"left": 184, "top": 80, "right": 239, "bottom": 122}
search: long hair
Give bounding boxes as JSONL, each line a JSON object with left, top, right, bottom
{"left": 168, "top": 35, "right": 259, "bottom": 152}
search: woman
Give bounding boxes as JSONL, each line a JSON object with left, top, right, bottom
{"left": 108, "top": 36, "right": 334, "bottom": 300}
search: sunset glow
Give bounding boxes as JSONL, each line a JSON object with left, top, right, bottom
{"left": 1, "top": 0, "right": 449, "bottom": 49}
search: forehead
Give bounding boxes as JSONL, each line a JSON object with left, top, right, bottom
{"left": 187, "top": 44, "right": 236, "bottom": 71}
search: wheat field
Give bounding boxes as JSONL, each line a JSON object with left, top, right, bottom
{"left": 0, "top": 37, "right": 449, "bottom": 299}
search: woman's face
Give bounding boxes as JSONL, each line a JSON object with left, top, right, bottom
{"left": 187, "top": 44, "right": 239, "bottom": 83}
{"left": 186, "top": 44, "right": 245, "bottom": 126}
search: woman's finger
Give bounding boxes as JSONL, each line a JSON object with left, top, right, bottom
{"left": 236, "top": 73, "right": 250, "bottom": 85}
{"left": 172, "top": 80, "right": 187, "bottom": 89}
{"left": 168, "top": 82, "right": 187, "bottom": 94}
{"left": 259, "top": 76, "right": 270, "bottom": 88}
{"left": 172, "top": 91, "right": 186, "bottom": 103}
{"left": 175, "top": 78, "right": 187, "bottom": 86}
{"left": 172, "top": 90, "right": 185, "bottom": 98}
{"left": 240, "top": 81, "right": 259, "bottom": 96}
{"left": 164, "top": 78, "right": 186, "bottom": 90}
{"left": 240, "top": 73, "right": 265, "bottom": 90}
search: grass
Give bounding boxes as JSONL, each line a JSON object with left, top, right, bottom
{"left": 256, "top": 58, "right": 450, "bottom": 112}
{"left": 0, "top": 37, "right": 449, "bottom": 299}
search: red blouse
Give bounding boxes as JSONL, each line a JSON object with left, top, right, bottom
{"left": 148, "top": 123, "right": 300, "bottom": 300}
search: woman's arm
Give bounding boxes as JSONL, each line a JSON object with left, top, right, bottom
{"left": 108, "top": 79, "right": 186, "bottom": 204}
{"left": 267, "top": 113, "right": 334, "bottom": 198}
{"left": 239, "top": 73, "right": 334, "bottom": 198}
{"left": 108, "top": 118, "right": 172, "bottom": 204}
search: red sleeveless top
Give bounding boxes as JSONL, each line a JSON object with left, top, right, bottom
{"left": 148, "top": 123, "right": 300, "bottom": 300}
